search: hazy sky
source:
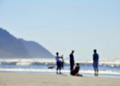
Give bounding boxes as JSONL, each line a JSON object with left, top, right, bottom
{"left": 0, "top": 0, "right": 120, "bottom": 60}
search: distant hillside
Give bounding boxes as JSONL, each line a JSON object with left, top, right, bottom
{"left": 0, "top": 28, "right": 31, "bottom": 58}
{"left": 19, "top": 39, "right": 54, "bottom": 58}
{"left": 0, "top": 28, "right": 54, "bottom": 58}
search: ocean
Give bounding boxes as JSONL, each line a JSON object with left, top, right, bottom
{"left": 0, "top": 59, "right": 120, "bottom": 77}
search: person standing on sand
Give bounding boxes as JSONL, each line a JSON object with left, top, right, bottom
{"left": 93, "top": 49, "right": 99, "bottom": 76}
{"left": 60, "top": 55, "right": 64, "bottom": 69}
{"left": 56, "top": 52, "right": 61, "bottom": 74}
{"left": 70, "top": 50, "right": 75, "bottom": 70}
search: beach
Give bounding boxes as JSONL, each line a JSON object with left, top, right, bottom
{"left": 0, "top": 73, "right": 120, "bottom": 86}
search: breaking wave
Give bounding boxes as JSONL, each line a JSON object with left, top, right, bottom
{"left": 0, "top": 59, "right": 120, "bottom": 67}
{"left": 0, "top": 59, "right": 120, "bottom": 77}
{"left": 0, "top": 68, "right": 120, "bottom": 75}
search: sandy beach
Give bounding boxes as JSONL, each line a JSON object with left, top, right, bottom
{"left": 0, "top": 73, "right": 119, "bottom": 86}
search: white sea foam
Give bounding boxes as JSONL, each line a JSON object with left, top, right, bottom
{"left": 0, "top": 68, "right": 120, "bottom": 75}
{"left": 0, "top": 59, "right": 56, "bottom": 65}
{"left": 0, "top": 59, "right": 120, "bottom": 67}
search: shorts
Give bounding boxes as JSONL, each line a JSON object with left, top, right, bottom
{"left": 93, "top": 62, "right": 98, "bottom": 69}
{"left": 57, "top": 62, "right": 61, "bottom": 70}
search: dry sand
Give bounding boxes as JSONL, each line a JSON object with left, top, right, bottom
{"left": 0, "top": 73, "right": 120, "bottom": 86}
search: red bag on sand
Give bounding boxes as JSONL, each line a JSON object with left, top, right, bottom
{"left": 76, "top": 74, "right": 80, "bottom": 76}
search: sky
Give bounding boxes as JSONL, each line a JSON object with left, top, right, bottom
{"left": 0, "top": 0, "right": 120, "bottom": 60}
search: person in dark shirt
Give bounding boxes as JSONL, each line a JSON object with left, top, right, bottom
{"left": 70, "top": 50, "right": 75, "bottom": 70}
{"left": 71, "top": 63, "right": 82, "bottom": 76}
{"left": 93, "top": 49, "right": 99, "bottom": 76}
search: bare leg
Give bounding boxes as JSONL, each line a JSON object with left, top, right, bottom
{"left": 59, "top": 70, "right": 61, "bottom": 74}
{"left": 94, "top": 68, "right": 96, "bottom": 76}
{"left": 94, "top": 68, "right": 98, "bottom": 76}
{"left": 96, "top": 68, "right": 99, "bottom": 76}
{"left": 56, "top": 68, "right": 58, "bottom": 74}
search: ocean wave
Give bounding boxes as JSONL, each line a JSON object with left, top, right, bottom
{"left": 0, "top": 68, "right": 120, "bottom": 75}
{"left": 0, "top": 59, "right": 120, "bottom": 67}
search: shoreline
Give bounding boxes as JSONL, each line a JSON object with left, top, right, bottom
{"left": 0, "top": 73, "right": 120, "bottom": 86}
{"left": 0, "top": 71, "right": 120, "bottom": 78}
{"left": 1, "top": 72, "right": 120, "bottom": 78}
